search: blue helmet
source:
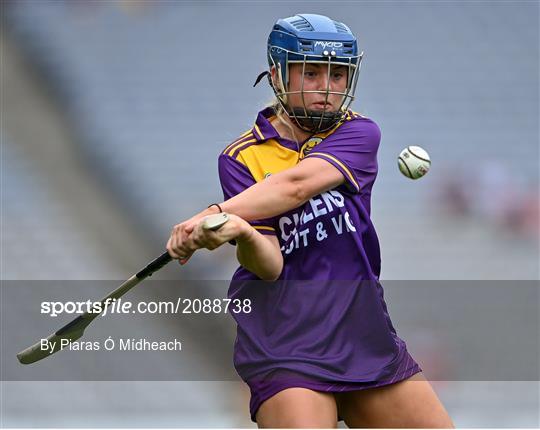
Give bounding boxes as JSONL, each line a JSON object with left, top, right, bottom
{"left": 265, "top": 14, "right": 363, "bottom": 133}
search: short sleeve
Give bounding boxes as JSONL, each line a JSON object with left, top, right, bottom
{"left": 218, "top": 154, "right": 277, "bottom": 236}
{"left": 304, "top": 118, "right": 381, "bottom": 194}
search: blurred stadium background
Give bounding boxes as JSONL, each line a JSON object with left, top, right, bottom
{"left": 1, "top": 0, "right": 538, "bottom": 427}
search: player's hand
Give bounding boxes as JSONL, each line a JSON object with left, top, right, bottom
{"left": 190, "top": 214, "right": 253, "bottom": 251}
{"left": 167, "top": 220, "right": 195, "bottom": 264}
{"left": 167, "top": 209, "right": 215, "bottom": 263}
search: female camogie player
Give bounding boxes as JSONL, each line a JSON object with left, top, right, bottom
{"left": 167, "top": 13, "right": 453, "bottom": 428}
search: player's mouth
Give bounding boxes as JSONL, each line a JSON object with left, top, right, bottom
{"left": 310, "top": 102, "right": 333, "bottom": 110}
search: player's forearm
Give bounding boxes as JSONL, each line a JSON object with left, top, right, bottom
{"left": 221, "top": 171, "right": 307, "bottom": 221}
{"left": 236, "top": 231, "right": 283, "bottom": 281}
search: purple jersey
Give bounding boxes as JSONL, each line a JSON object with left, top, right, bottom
{"left": 219, "top": 107, "right": 419, "bottom": 386}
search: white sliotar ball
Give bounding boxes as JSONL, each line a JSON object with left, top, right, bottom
{"left": 398, "top": 146, "right": 431, "bottom": 180}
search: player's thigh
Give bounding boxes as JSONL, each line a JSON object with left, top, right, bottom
{"left": 256, "top": 387, "right": 338, "bottom": 428}
{"left": 335, "top": 373, "right": 454, "bottom": 428}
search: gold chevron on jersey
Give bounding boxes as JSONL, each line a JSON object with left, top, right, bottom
{"left": 252, "top": 123, "right": 265, "bottom": 141}
{"left": 227, "top": 135, "right": 259, "bottom": 158}
{"left": 222, "top": 130, "right": 256, "bottom": 157}
{"left": 224, "top": 110, "right": 284, "bottom": 160}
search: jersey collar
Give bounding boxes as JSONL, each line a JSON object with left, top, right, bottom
{"left": 252, "top": 107, "right": 280, "bottom": 142}
{"left": 252, "top": 107, "right": 302, "bottom": 152}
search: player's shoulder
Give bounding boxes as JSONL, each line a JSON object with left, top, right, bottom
{"left": 340, "top": 110, "right": 381, "bottom": 136}
{"left": 220, "top": 129, "right": 258, "bottom": 160}
{"left": 320, "top": 110, "right": 381, "bottom": 146}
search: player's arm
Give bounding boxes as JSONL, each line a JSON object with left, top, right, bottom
{"left": 176, "top": 213, "right": 282, "bottom": 280}
{"left": 236, "top": 232, "right": 282, "bottom": 281}
{"left": 168, "top": 157, "right": 344, "bottom": 259}
{"left": 221, "top": 157, "right": 344, "bottom": 221}
{"left": 187, "top": 156, "right": 343, "bottom": 222}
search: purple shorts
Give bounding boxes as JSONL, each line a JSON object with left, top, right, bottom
{"left": 246, "top": 364, "right": 422, "bottom": 423}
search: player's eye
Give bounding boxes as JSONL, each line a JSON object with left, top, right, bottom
{"left": 304, "top": 70, "right": 316, "bottom": 78}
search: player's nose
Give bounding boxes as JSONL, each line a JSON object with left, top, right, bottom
{"left": 317, "top": 72, "right": 330, "bottom": 90}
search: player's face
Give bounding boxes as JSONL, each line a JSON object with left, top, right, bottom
{"left": 287, "top": 62, "right": 348, "bottom": 112}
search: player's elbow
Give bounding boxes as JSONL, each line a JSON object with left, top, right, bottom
{"left": 236, "top": 242, "right": 283, "bottom": 282}
{"left": 248, "top": 253, "right": 283, "bottom": 281}
{"left": 260, "top": 260, "right": 283, "bottom": 282}
{"left": 283, "top": 173, "right": 310, "bottom": 207}
{"left": 294, "top": 181, "right": 310, "bottom": 206}
{"left": 242, "top": 261, "right": 282, "bottom": 282}
{"left": 256, "top": 265, "right": 283, "bottom": 282}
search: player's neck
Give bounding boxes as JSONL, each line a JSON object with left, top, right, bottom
{"left": 271, "top": 113, "right": 313, "bottom": 144}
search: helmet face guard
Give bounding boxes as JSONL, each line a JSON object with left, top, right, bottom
{"left": 268, "top": 48, "right": 363, "bottom": 133}
{"left": 266, "top": 14, "right": 363, "bottom": 133}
